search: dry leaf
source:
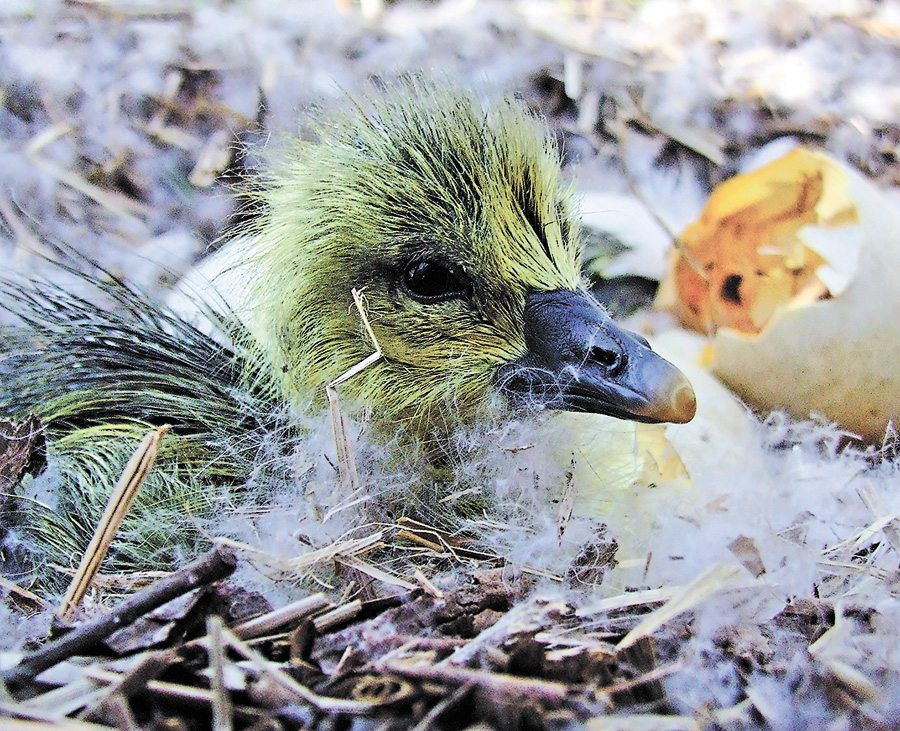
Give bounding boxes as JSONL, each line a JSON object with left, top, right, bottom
{"left": 0, "top": 414, "right": 45, "bottom": 493}
{"left": 0, "top": 414, "right": 46, "bottom": 533}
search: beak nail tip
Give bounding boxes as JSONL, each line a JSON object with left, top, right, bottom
{"left": 672, "top": 383, "right": 697, "bottom": 423}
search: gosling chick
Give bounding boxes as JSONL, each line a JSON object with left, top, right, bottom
{"left": 0, "top": 80, "right": 695, "bottom": 577}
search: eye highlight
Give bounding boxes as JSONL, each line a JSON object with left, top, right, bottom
{"left": 401, "top": 261, "right": 469, "bottom": 303}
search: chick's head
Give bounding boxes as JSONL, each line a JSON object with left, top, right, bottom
{"left": 247, "top": 82, "right": 694, "bottom": 442}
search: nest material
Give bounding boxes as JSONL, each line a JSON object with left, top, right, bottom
{"left": 0, "top": 538, "right": 889, "bottom": 730}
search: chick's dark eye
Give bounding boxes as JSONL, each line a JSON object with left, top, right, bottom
{"left": 402, "top": 261, "right": 468, "bottom": 303}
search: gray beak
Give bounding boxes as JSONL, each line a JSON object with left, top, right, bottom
{"left": 497, "top": 289, "right": 696, "bottom": 424}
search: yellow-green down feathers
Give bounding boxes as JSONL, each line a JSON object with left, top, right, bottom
{"left": 238, "top": 84, "right": 583, "bottom": 437}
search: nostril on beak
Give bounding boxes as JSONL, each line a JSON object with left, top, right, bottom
{"left": 588, "top": 345, "right": 625, "bottom": 375}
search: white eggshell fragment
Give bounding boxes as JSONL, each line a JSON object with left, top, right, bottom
{"left": 658, "top": 148, "right": 900, "bottom": 442}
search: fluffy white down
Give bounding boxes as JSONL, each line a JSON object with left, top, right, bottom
{"left": 166, "top": 271, "right": 900, "bottom": 720}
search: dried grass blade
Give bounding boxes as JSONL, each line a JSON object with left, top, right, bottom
{"left": 29, "top": 155, "right": 150, "bottom": 221}
{"left": 857, "top": 483, "right": 900, "bottom": 556}
{"left": 207, "top": 617, "right": 233, "bottom": 731}
{"left": 617, "top": 563, "right": 742, "bottom": 650}
{"left": 57, "top": 426, "right": 170, "bottom": 622}
{"left": 335, "top": 554, "right": 417, "bottom": 591}
{"left": 326, "top": 384, "right": 360, "bottom": 492}
{"left": 396, "top": 518, "right": 504, "bottom": 565}
{"left": 286, "top": 532, "right": 384, "bottom": 571}
{"left": 576, "top": 587, "right": 678, "bottom": 617}
{"left": 412, "top": 568, "right": 443, "bottom": 598}
{"left": 312, "top": 600, "right": 362, "bottom": 632}
{"left": 326, "top": 288, "right": 383, "bottom": 492}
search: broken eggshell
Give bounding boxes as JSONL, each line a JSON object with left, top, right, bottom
{"left": 657, "top": 147, "right": 900, "bottom": 443}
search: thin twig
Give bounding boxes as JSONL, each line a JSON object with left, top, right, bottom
{"left": 79, "top": 649, "right": 177, "bottom": 721}
{"left": 409, "top": 682, "right": 473, "bottom": 731}
{"left": 0, "top": 576, "right": 47, "bottom": 612}
{"left": 220, "top": 627, "right": 382, "bottom": 714}
{"left": 85, "top": 669, "right": 268, "bottom": 724}
{"left": 232, "top": 593, "right": 329, "bottom": 640}
{"left": 3, "top": 546, "right": 237, "bottom": 689}
{"left": 378, "top": 660, "right": 575, "bottom": 705}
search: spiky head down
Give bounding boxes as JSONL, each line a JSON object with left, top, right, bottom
{"left": 245, "top": 81, "right": 584, "bottom": 438}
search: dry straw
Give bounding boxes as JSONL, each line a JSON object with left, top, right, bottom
{"left": 326, "top": 288, "right": 383, "bottom": 492}
{"left": 57, "top": 426, "right": 169, "bottom": 621}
